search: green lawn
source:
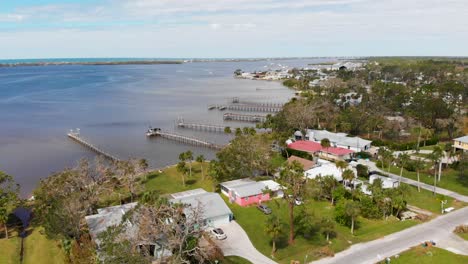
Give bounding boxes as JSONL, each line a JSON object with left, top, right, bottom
{"left": 404, "top": 185, "right": 465, "bottom": 214}
{"left": 419, "top": 143, "right": 448, "bottom": 151}
{"left": 225, "top": 197, "right": 419, "bottom": 264}
{"left": 23, "top": 227, "right": 66, "bottom": 264}
{"left": 222, "top": 256, "right": 252, "bottom": 264}
{"left": 384, "top": 165, "right": 468, "bottom": 196}
{"left": 455, "top": 232, "right": 468, "bottom": 241}
{"left": 382, "top": 246, "right": 468, "bottom": 264}
{"left": 0, "top": 230, "right": 21, "bottom": 264}
{"left": 144, "top": 162, "right": 215, "bottom": 194}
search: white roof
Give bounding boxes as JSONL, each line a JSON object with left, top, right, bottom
{"left": 170, "top": 189, "right": 232, "bottom": 220}
{"left": 454, "top": 135, "right": 468, "bottom": 143}
{"left": 307, "top": 129, "right": 372, "bottom": 149}
{"left": 220, "top": 178, "right": 281, "bottom": 197}
{"left": 261, "top": 180, "right": 282, "bottom": 192}
{"left": 305, "top": 163, "right": 344, "bottom": 181}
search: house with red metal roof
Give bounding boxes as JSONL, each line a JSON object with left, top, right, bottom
{"left": 287, "top": 140, "right": 354, "bottom": 160}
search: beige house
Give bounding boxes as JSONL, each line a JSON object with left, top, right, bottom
{"left": 453, "top": 135, "right": 468, "bottom": 152}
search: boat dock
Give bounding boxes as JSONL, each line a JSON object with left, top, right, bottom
{"left": 177, "top": 120, "right": 227, "bottom": 133}
{"left": 208, "top": 103, "right": 282, "bottom": 113}
{"left": 209, "top": 98, "right": 284, "bottom": 113}
{"left": 223, "top": 113, "right": 267, "bottom": 123}
{"left": 146, "top": 128, "right": 224, "bottom": 150}
{"left": 67, "top": 129, "right": 120, "bottom": 162}
{"left": 225, "top": 103, "right": 282, "bottom": 113}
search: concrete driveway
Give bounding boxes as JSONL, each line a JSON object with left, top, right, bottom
{"left": 216, "top": 221, "right": 277, "bottom": 264}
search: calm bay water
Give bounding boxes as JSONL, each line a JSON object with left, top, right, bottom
{"left": 0, "top": 59, "right": 331, "bottom": 196}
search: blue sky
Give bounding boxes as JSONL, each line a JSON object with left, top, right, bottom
{"left": 1, "top": 0, "right": 467, "bottom": 59}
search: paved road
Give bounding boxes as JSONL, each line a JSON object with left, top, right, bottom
{"left": 312, "top": 206, "right": 468, "bottom": 264}
{"left": 216, "top": 221, "right": 277, "bottom": 264}
{"left": 359, "top": 160, "right": 468, "bottom": 202}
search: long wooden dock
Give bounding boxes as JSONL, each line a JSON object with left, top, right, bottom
{"left": 177, "top": 119, "right": 272, "bottom": 134}
{"left": 177, "top": 120, "right": 226, "bottom": 133}
{"left": 67, "top": 131, "right": 120, "bottom": 162}
{"left": 223, "top": 113, "right": 267, "bottom": 123}
{"left": 146, "top": 129, "right": 224, "bottom": 150}
{"left": 226, "top": 103, "right": 282, "bottom": 113}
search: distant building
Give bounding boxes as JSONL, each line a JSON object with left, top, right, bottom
{"left": 220, "top": 178, "right": 283, "bottom": 207}
{"left": 453, "top": 135, "right": 468, "bottom": 152}
{"left": 305, "top": 129, "right": 372, "bottom": 152}
{"left": 169, "top": 188, "right": 233, "bottom": 227}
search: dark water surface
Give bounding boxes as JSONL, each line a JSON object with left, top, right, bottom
{"left": 0, "top": 59, "right": 328, "bottom": 196}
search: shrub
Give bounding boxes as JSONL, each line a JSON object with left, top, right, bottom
{"left": 404, "top": 160, "right": 417, "bottom": 172}
{"left": 283, "top": 148, "right": 313, "bottom": 160}
{"left": 355, "top": 151, "right": 372, "bottom": 159}
{"left": 359, "top": 196, "right": 382, "bottom": 219}
{"left": 454, "top": 225, "right": 468, "bottom": 234}
{"left": 312, "top": 246, "right": 335, "bottom": 258}
{"left": 356, "top": 164, "right": 369, "bottom": 179}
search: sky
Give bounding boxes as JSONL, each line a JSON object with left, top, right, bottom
{"left": 0, "top": 0, "right": 467, "bottom": 59}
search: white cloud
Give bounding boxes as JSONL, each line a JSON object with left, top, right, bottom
{"left": 0, "top": 0, "right": 467, "bottom": 58}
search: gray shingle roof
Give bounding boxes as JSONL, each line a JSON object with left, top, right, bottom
{"left": 85, "top": 202, "right": 138, "bottom": 245}
{"left": 169, "top": 189, "right": 232, "bottom": 220}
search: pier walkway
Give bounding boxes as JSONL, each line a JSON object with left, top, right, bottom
{"left": 223, "top": 113, "right": 267, "bottom": 123}
{"left": 146, "top": 128, "right": 224, "bottom": 150}
{"left": 177, "top": 120, "right": 226, "bottom": 133}
{"left": 177, "top": 119, "right": 273, "bottom": 134}
{"left": 67, "top": 130, "right": 120, "bottom": 162}
{"left": 208, "top": 103, "right": 282, "bottom": 113}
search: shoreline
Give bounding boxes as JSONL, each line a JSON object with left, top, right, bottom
{"left": 0, "top": 60, "right": 183, "bottom": 67}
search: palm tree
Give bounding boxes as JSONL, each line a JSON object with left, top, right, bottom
{"left": 414, "top": 155, "right": 424, "bottom": 192}
{"left": 176, "top": 161, "right": 188, "bottom": 187}
{"left": 265, "top": 214, "right": 283, "bottom": 256}
{"left": 429, "top": 146, "right": 443, "bottom": 195}
{"left": 186, "top": 150, "right": 194, "bottom": 177}
{"left": 320, "top": 138, "right": 331, "bottom": 157}
{"left": 196, "top": 155, "right": 206, "bottom": 180}
{"left": 320, "top": 217, "right": 335, "bottom": 241}
{"left": 422, "top": 128, "right": 433, "bottom": 147}
{"left": 138, "top": 158, "right": 149, "bottom": 180}
{"left": 345, "top": 200, "right": 361, "bottom": 235}
{"left": 335, "top": 160, "right": 348, "bottom": 173}
{"left": 396, "top": 153, "right": 410, "bottom": 183}
{"left": 342, "top": 169, "right": 355, "bottom": 186}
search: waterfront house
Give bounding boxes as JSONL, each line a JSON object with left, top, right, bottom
{"left": 453, "top": 135, "right": 468, "bottom": 152}
{"left": 169, "top": 188, "right": 233, "bottom": 227}
{"left": 287, "top": 140, "right": 354, "bottom": 160}
{"left": 305, "top": 129, "right": 372, "bottom": 152}
{"left": 220, "top": 179, "right": 283, "bottom": 207}
{"left": 85, "top": 203, "right": 172, "bottom": 260}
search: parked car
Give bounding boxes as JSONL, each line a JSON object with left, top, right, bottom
{"left": 295, "top": 197, "right": 303, "bottom": 206}
{"left": 288, "top": 194, "right": 303, "bottom": 205}
{"left": 210, "top": 228, "right": 227, "bottom": 240}
{"left": 257, "top": 204, "right": 272, "bottom": 214}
